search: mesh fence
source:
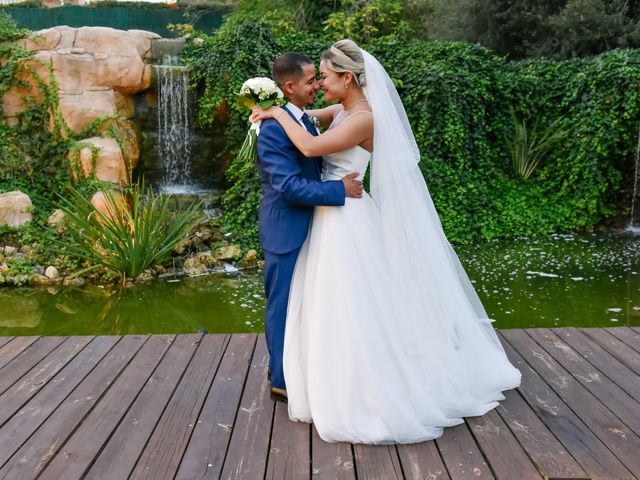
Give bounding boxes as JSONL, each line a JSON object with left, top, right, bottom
{"left": 4, "top": 5, "right": 228, "bottom": 37}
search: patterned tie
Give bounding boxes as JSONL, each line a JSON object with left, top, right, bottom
{"left": 301, "top": 113, "right": 319, "bottom": 137}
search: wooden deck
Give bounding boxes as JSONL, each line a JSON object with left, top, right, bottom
{"left": 0, "top": 327, "right": 639, "bottom": 479}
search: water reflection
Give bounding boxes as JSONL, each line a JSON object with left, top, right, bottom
{"left": 0, "top": 272, "right": 265, "bottom": 336}
{"left": 457, "top": 232, "right": 640, "bottom": 329}
{"left": 0, "top": 233, "right": 639, "bottom": 335}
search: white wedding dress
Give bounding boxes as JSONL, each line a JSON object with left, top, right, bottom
{"left": 283, "top": 108, "right": 521, "bottom": 444}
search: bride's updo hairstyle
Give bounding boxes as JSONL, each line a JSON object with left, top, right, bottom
{"left": 321, "top": 39, "right": 366, "bottom": 88}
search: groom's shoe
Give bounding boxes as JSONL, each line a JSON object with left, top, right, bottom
{"left": 270, "top": 387, "right": 288, "bottom": 403}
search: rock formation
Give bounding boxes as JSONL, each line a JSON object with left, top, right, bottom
{"left": 0, "top": 191, "right": 32, "bottom": 227}
{"left": 2, "top": 26, "right": 160, "bottom": 187}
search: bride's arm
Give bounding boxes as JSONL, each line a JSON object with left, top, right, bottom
{"left": 251, "top": 105, "right": 372, "bottom": 157}
{"left": 304, "top": 104, "right": 341, "bottom": 129}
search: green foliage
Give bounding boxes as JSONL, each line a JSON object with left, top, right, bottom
{"left": 221, "top": 0, "right": 640, "bottom": 59}
{"left": 322, "top": 0, "right": 412, "bottom": 43}
{"left": 418, "top": 0, "right": 640, "bottom": 59}
{"left": 0, "top": 0, "right": 42, "bottom": 8}
{"left": 0, "top": 40, "right": 76, "bottom": 228}
{"left": 372, "top": 41, "right": 640, "bottom": 240}
{"left": 0, "top": 10, "right": 28, "bottom": 41}
{"left": 230, "top": 0, "right": 338, "bottom": 32}
{"left": 56, "top": 183, "right": 203, "bottom": 283}
{"left": 545, "top": 0, "right": 640, "bottom": 58}
{"left": 506, "top": 113, "right": 569, "bottom": 180}
{"left": 0, "top": 33, "right": 137, "bottom": 228}
{"left": 180, "top": 16, "right": 640, "bottom": 246}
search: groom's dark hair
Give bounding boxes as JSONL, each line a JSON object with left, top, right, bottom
{"left": 272, "top": 53, "right": 313, "bottom": 87}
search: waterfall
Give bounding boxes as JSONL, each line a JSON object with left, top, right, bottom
{"left": 154, "top": 55, "right": 192, "bottom": 193}
{"left": 628, "top": 126, "right": 640, "bottom": 233}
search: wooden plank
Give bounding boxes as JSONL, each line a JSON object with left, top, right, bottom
{"left": 0, "top": 336, "right": 66, "bottom": 395}
{"left": 0, "top": 337, "right": 15, "bottom": 352}
{"left": 0, "top": 337, "right": 40, "bottom": 369}
{"left": 467, "top": 409, "right": 542, "bottom": 480}
{"left": 396, "top": 441, "right": 450, "bottom": 480}
{"left": 84, "top": 334, "right": 201, "bottom": 480}
{"left": 34, "top": 335, "right": 173, "bottom": 480}
{"left": 353, "top": 443, "right": 403, "bottom": 480}
{"left": 529, "top": 328, "right": 640, "bottom": 435}
{"left": 581, "top": 328, "right": 640, "bottom": 375}
{"left": 265, "top": 401, "right": 311, "bottom": 479}
{"left": 220, "top": 334, "right": 274, "bottom": 480}
{"left": 513, "top": 329, "right": 640, "bottom": 477}
{"left": 495, "top": 388, "right": 588, "bottom": 479}
{"left": 130, "top": 334, "right": 229, "bottom": 480}
{"left": 174, "top": 334, "right": 256, "bottom": 480}
{"left": 0, "top": 335, "right": 148, "bottom": 479}
{"left": 0, "top": 336, "right": 37, "bottom": 370}
{"left": 0, "top": 336, "right": 93, "bottom": 427}
{"left": 311, "top": 427, "right": 356, "bottom": 480}
{"left": 436, "top": 422, "right": 494, "bottom": 480}
{"left": 607, "top": 327, "right": 640, "bottom": 353}
{"left": 553, "top": 328, "right": 640, "bottom": 402}
{"left": 0, "top": 336, "right": 119, "bottom": 468}
{"left": 500, "top": 330, "right": 635, "bottom": 479}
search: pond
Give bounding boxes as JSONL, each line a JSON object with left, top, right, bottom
{"left": 0, "top": 232, "right": 638, "bottom": 336}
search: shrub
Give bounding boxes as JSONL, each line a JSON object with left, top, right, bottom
{"left": 56, "top": 183, "right": 203, "bottom": 283}
{"left": 180, "top": 18, "right": 640, "bottom": 246}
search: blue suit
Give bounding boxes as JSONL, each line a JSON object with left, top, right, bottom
{"left": 257, "top": 107, "right": 345, "bottom": 390}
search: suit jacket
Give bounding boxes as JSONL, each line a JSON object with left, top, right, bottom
{"left": 256, "top": 107, "right": 345, "bottom": 254}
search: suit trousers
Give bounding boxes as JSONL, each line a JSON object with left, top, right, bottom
{"left": 263, "top": 246, "right": 302, "bottom": 390}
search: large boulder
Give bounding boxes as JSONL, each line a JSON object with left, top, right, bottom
{"left": 91, "top": 190, "right": 130, "bottom": 223}
{"left": 114, "top": 91, "right": 135, "bottom": 119}
{"left": 111, "top": 119, "right": 140, "bottom": 170}
{"left": 58, "top": 88, "right": 117, "bottom": 133}
{"left": 48, "top": 209, "right": 66, "bottom": 227}
{"left": 75, "top": 26, "right": 156, "bottom": 59}
{"left": 0, "top": 191, "right": 32, "bottom": 228}
{"left": 71, "top": 137, "right": 129, "bottom": 185}
{"left": 52, "top": 50, "right": 146, "bottom": 95}
{"left": 2, "top": 51, "right": 52, "bottom": 119}
{"left": 3, "top": 26, "right": 157, "bottom": 175}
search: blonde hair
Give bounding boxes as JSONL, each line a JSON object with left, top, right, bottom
{"left": 321, "top": 39, "right": 366, "bottom": 87}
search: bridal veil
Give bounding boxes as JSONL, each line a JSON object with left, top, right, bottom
{"left": 363, "top": 49, "right": 508, "bottom": 351}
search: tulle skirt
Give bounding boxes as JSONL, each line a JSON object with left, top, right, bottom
{"left": 283, "top": 194, "right": 521, "bottom": 444}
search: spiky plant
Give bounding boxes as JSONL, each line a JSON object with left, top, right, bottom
{"left": 57, "top": 183, "right": 203, "bottom": 284}
{"left": 507, "top": 111, "right": 569, "bottom": 180}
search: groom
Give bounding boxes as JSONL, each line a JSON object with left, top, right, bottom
{"left": 257, "top": 53, "right": 363, "bottom": 402}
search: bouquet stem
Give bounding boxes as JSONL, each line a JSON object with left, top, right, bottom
{"left": 237, "top": 121, "right": 261, "bottom": 163}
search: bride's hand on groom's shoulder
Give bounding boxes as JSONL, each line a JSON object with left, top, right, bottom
{"left": 250, "top": 105, "right": 280, "bottom": 123}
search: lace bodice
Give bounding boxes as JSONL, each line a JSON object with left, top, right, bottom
{"left": 321, "top": 109, "right": 372, "bottom": 181}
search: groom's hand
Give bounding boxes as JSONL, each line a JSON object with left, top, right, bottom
{"left": 341, "top": 172, "right": 363, "bottom": 198}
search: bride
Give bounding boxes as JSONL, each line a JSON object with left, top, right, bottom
{"left": 251, "top": 39, "right": 521, "bottom": 444}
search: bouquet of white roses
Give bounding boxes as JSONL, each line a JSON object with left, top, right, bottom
{"left": 236, "top": 77, "right": 285, "bottom": 163}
